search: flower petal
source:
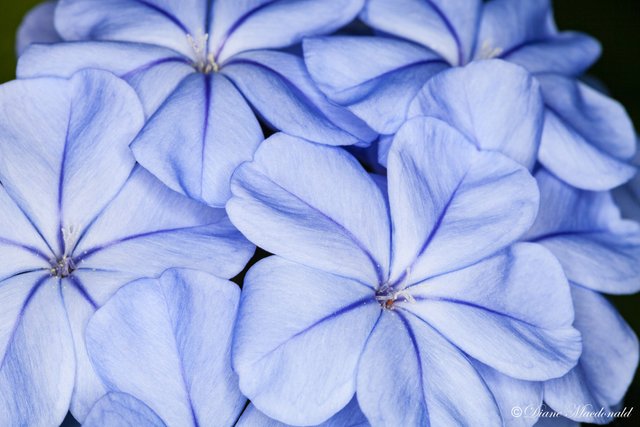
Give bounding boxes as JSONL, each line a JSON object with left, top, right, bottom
{"left": 131, "top": 73, "right": 263, "bottom": 207}
{"left": 0, "top": 70, "right": 144, "bottom": 255}
{"left": 361, "top": 0, "right": 481, "bottom": 65}
{"left": 72, "top": 167, "right": 254, "bottom": 280}
{"left": 84, "top": 393, "right": 166, "bottom": 427}
{"left": 0, "top": 186, "right": 52, "bottom": 280}
{"left": 56, "top": 0, "right": 206, "bottom": 56}
{"left": 544, "top": 286, "right": 639, "bottom": 424}
{"left": 475, "top": 363, "right": 544, "bottom": 427}
{"left": 527, "top": 170, "right": 640, "bottom": 294}
{"left": 406, "top": 243, "right": 581, "bottom": 380}
{"left": 86, "top": 269, "right": 246, "bottom": 427}
{"left": 236, "top": 399, "right": 369, "bottom": 427}
{"left": 227, "top": 133, "right": 390, "bottom": 285}
{"left": 0, "top": 274, "right": 75, "bottom": 427}
{"left": 304, "top": 36, "right": 447, "bottom": 134}
{"left": 387, "top": 117, "right": 539, "bottom": 283}
{"left": 16, "top": 0, "right": 61, "bottom": 55}
{"left": 210, "top": 0, "right": 365, "bottom": 63}
{"left": 18, "top": 41, "right": 194, "bottom": 117}
{"left": 477, "top": 0, "right": 600, "bottom": 75}
{"left": 356, "top": 312, "right": 501, "bottom": 426}
{"left": 537, "top": 74, "right": 636, "bottom": 191}
{"left": 223, "top": 50, "right": 376, "bottom": 146}
{"left": 408, "top": 59, "right": 544, "bottom": 170}
{"left": 233, "top": 257, "right": 380, "bottom": 425}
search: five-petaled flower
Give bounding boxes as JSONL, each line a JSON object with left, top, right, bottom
{"left": 18, "top": 0, "right": 376, "bottom": 207}
{"left": 0, "top": 70, "right": 253, "bottom": 426}
{"left": 227, "top": 118, "right": 582, "bottom": 426}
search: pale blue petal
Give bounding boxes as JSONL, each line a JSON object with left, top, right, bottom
{"left": 223, "top": 50, "right": 376, "bottom": 146}
{"left": 475, "top": 363, "right": 543, "bottom": 427}
{"left": 357, "top": 312, "right": 501, "bottom": 426}
{"left": 60, "top": 278, "right": 111, "bottom": 422}
{"left": 84, "top": 393, "right": 166, "bottom": 427}
{"left": 131, "top": 73, "right": 263, "bottom": 207}
{"left": 502, "top": 33, "right": 601, "bottom": 76}
{"left": 71, "top": 167, "right": 253, "bottom": 279}
{"left": 86, "top": 269, "right": 245, "bottom": 427}
{"left": 544, "top": 286, "right": 639, "bottom": 424}
{"left": 476, "top": 0, "right": 553, "bottom": 55}
{"left": 408, "top": 59, "right": 543, "bottom": 170}
{"left": 210, "top": 0, "right": 365, "bottom": 63}
{"left": 0, "top": 274, "right": 75, "bottom": 427}
{"left": 56, "top": 0, "right": 207, "bottom": 56}
{"left": 228, "top": 133, "right": 390, "bottom": 285}
{"left": 236, "top": 399, "right": 369, "bottom": 427}
{"left": 0, "top": 186, "right": 52, "bottom": 280}
{"left": 304, "top": 36, "right": 447, "bottom": 134}
{"left": 18, "top": 41, "right": 194, "bottom": 117}
{"left": 538, "top": 74, "right": 636, "bottom": 190}
{"left": 362, "top": 0, "right": 481, "bottom": 65}
{"left": 233, "top": 257, "right": 380, "bottom": 425}
{"left": 0, "top": 70, "right": 144, "bottom": 254}
{"left": 527, "top": 170, "right": 640, "bottom": 294}
{"left": 406, "top": 243, "right": 581, "bottom": 380}
{"left": 477, "top": 0, "right": 600, "bottom": 75}
{"left": 16, "top": 1, "right": 61, "bottom": 55}
{"left": 387, "top": 117, "right": 539, "bottom": 283}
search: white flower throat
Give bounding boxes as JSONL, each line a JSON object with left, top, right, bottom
{"left": 187, "top": 31, "right": 220, "bottom": 74}
{"left": 49, "top": 225, "right": 80, "bottom": 278}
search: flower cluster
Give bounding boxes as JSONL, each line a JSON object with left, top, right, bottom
{"left": 2, "top": 0, "right": 639, "bottom": 426}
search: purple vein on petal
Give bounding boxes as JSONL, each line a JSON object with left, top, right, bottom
{"left": 395, "top": 311, "right": 430, "bottom": 424}
{"left": 121, "top": 56, "right": 192, "bottom": 80}
{"left": 213, "top": 0, "right": 281, "bottom": 61}
{"left": 199, "top": 74, "right": 212, "bottom": 199}
{"left": 133, "top": 0, "right": 190, "bottom": 33}
{"left": 57, "top": 105, "right": 74, "bottom": 256}
{"left": 0, "top": 274, "right": 51, "bottom": 369}
{"left": 224, "top": 58, "right": 362, "bottom": 139}
{"left": 67, "top": 275, "right": 98, "bottom": 309}
{"left": 257, "top": 296, "right": 375, "bottom": 363}
{"left": 0, "top": 237, "right": 51, "bottom": 262}
{"left": 247, "top": 168, "right": 386, "bottom": 285}
{"left": 391, "top": 169, "right": 468, "bottom": 287}
{"left": 424, "top": 0, "right": 463, "bottom": 65}
{"left": 74, "top": 224, "right": 208, "bottom": 263}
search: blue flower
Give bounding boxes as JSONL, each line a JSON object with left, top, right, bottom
{"left": 17, "top": 0, "right": 375, "bottom": 207}
{"left": 304, "top": 0, "right": 636, "bottom": 191}
{"left": 524, "top": 170, "right": 640, "bottom": 424}
{"left": 226, "top": 118, "right": 581, "bottom": 425}
{"left": 0, "top": 70, "right": 253, "bottom": 425}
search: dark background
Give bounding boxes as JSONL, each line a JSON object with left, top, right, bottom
{"left": 0, "top": 0, "right": 639, "bottom": 426}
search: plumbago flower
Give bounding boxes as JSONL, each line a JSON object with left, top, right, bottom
{"left": 226, "top": 118, "right": 582, "bottom": 426}
{"left": 17, "top": 0, "right": 375, "bottom": 207}
{"left": 304, "top": 0, "right": 636, "bottom": 190}
{"left": 0, "top": 70, "right": 253, "bottom": 426}
{"left": 524, "top": 171, "right": 640, "bottom": 424}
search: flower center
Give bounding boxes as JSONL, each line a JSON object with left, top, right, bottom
{"left": 50, "top": 256, "right": 76, "bottom": 278}
{"left": 187, "top": 31, "right": 220, "bottom": 74}
{"left": 375, "top": 285, "right": 415, "bottom": 310}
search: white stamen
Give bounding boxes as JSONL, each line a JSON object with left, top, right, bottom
{"left": 478, "top": 40, "right": 503, "bottom": 60}
{"left": 187, "top": 31, "right": 219, "bottom": 74}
